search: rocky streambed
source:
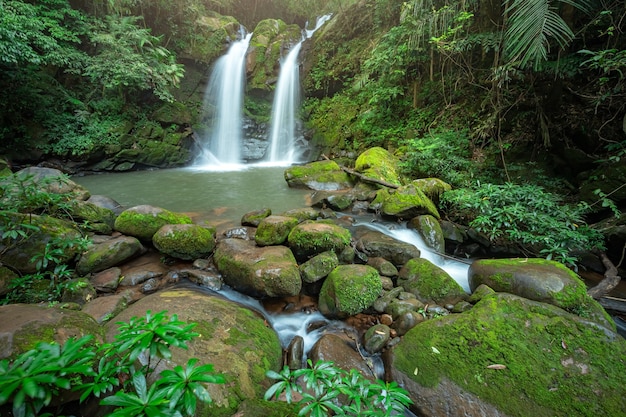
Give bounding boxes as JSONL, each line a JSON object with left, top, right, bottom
{"left": 1, "top": 150, "right": 625, "bottom": 417}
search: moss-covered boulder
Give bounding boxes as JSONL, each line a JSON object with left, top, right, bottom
{"left": 113, "top": 140, "right": 191, "bottom": 168}
{"left": 152, "top": 224, "right": 216, "bottom": 260}
{"left": 407, "top": 215, "right": 445, "bottom": 253}
{"left": 214, "top": 238, "right": 302, "bottom": 298}
{"left": 76, "top": 236, "right": 145, "bottom": 275}
{"left": 179, "top": 12, "right": 240, "bottom": 64}
{"left": 7, "top": 167, "right": 90, "bottom": 201}
{"left": 0, "top": 212, "right": 83, "bottom": 274}
{"left": 299, "top": 250, "right": 339, "bottom": 284}
{"left": 114, "top": 205, "right": 192, "bottom": 241}
{"left": 354, "top": 147, "right": 402, "bottom": 187}
{"left": 287, "top": 220, "right": 352, "bottom": 261}
{"left": 281, "top": 207, "right": 323, "bottom": 222}
{"left": 468, "top": 258, "right": 613, "bottom": 330}
{"left": 0, "top": 304, "right": 103, "bottom": 360}
{"left": 151, "top": 101, "right": 193, "bottom": 125}
{"left": 254, "top": 215, "right": 299, "bottom": 246}
{"left": 284, "top": 160, "right": 354, "bottom": 191}
{"left": 391, "top": 293, "right": 626, "bottom": 417}
{"left": 241, "top": 207, "right": 272, "bottom": 227}
{"left": 412, "top": 178, "right": 452, "bottom": 203}
{"left": 398, "top": 258, "right": 467, "bottom": 305}
{"left": 247, "top": 19, "right": 302, "bottom": 93}
{"left": 318, "top": 264, "right": 382, "bottom": 318}
{"left": 105, "top": 289, "right": 283, "bottom": 417}
{"left": 353, "top": 228, "right": 421, "bottom": 266}
{"left": 67, "top": 200, "right": 117, "bottom": 234}
{"left": 371, "top": 184, "right": 440, "bottom": 219}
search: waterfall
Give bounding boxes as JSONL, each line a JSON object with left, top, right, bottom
{"left": 196, "top": 32, "right": 252, "bottom": 169}
{"left": 266, "top": 15, "right": 332, "bottom": 165}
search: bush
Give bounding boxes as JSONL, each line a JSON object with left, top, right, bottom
{"left": 0, "top": 310, "right": 224, "bottom": 417}
{"left": 265, "top": 359, "right": 412, "bottom": 416}
{"left": 441, "top": 182, "right": 605, "bottom": 266}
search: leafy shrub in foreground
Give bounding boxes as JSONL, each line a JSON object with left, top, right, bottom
{"left": 265, "top": 359, "right": 412, "bottom": 416}
{"left": 0, "top": 310, "right": 224, "bottom": 417}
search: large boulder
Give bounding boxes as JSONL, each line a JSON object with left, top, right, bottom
{"left": 105, "top": 289, "right": 283, "bottom": 417}
{"left": 391, "top": 293, "right": 626, "bottom": 417}
{"left": 318, "top": 264, "right": 382, "bottom": 318}
{"left": 468, "top": 258, "right": 613, "bottom": 330}
{"left": 247, "top": 19, "right": 302, "bottom": 93}
{"left": 354, "top": 147, "right": 402, "bottom": 187}
{"left": 179, "top": 12, "right": 240, "bottom": 63}
{"left": 76, "top": 236, "right": 145, "bottom": 275}
{"left": 353, "top": 228, "right": 421, "bottom": 266}
{"left": 398, "top": 258, "right": 467, "bottom": 305}
{"left": 0, "top": 304, "right": 103, "bottom": 360}
{"left": 0, "top": 212, "right": 83, "bottom": 274}
{"left": 407, "top": 215, "right": 445, "bottom": 253}
{"left": 114, "top": 205, "right": 192, "bottom": 241}
{"left": 287, "top": 220, "right": 352, "bottom": 261}
{"left": 284, "top": 160, "right": 354, "bottom": 191}
{"left": 299, "top": 250, "right": 339, "bottom": 284}
{"left": 66, "top": 200, "right": 117, "bottom": 234}
{"left": 309, "top": 333, "right": 376, "bottom": 379}
{"left": 152, "top": 223, "right": 216, "bottom": 260}
{"left": 371, "top": 183, "right": 440, "bottom": 219}
{"left": 2, "top": 167, "right": 90, "bottom": 203}
{"left": 214, "top": 238, "right": 302, "bottom": 298}
{"left": 411, "top": 178, "right": 451, "bottom": 203}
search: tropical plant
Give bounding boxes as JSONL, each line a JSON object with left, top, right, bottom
{"left": 441, "top": 182, "right": 605, "bottom": 267}
{"left": 265, "top": 359, "right": 413, "bottom": 417}
{"left": 0, "top": 310, "right": 224, "bottom": 417}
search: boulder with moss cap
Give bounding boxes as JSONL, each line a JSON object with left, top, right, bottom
{"left": 318, "top": 264, "right": 382, "bottom": 318}
{"left": 152, "top": 223, "right": 216, "bottom": 260}
{"left": 114, "top": 205, "right": 192, "bottom": 241}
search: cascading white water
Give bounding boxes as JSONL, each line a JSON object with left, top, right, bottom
{"left": 266, "top": 15, "right": 332, "bottom": 164}
{"left": 196, "top": 32, "right": 252, "bottom": 168}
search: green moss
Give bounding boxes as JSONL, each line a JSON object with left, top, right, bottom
{"left": 287, "top": 221, "right": 351, "bottom": 260}
{"left": 153, "top": 224, "right": 216, "bottom": 260}
{"left": 354, "top": 146, "right": 402, "bottom": 186}
{"left": 394, "top": 293, "right": 626, "bottom": 417}
{"left": 114, "top": 206, "right": 191, "bottom": 241}
{"left": 398, "top": 258, "right": 465, "bottom": 303}
{"left": 319, "top": 265, "right": 382, "bottom": 317}
{"left": 382, "top": 184, "right": 440, "bottom": 219}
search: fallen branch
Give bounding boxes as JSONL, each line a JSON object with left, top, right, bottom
{"left": 321, "top": 154, "right": 399, "bottom": 189}
{"left": 587, "top": 252, "right": 622, "bottom": 299}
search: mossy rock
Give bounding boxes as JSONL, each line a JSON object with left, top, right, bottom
{"left": 0, "top": 157, "right": 12, "bottom": 177}
{"left": 76, "top": 236, "right": 145, "bottom": 275}
{"left": 398, "top": 258, "right": 467, "bottom": 305}
{"left": 114, "top": 140, "right": 191, "bottom": 168}
{"left": 60, "top": 277, "right": 97, "bottom": 306}
{"left": 412, "top": 178, "right": 452, "bottom": 203}
{"left": 0, "top": 212, "right": 83, "bottom": 274}
{"left": 287, "top": 220, "right": 352, "bottom": 261}
{"left": 0, "top": 266, "right": 18, "bottom": 296}
{"left": 0, "top": 304, "right": 103, "bottom": 360}
{"left": 2, "top": 167, "right": 90, "bottom": 205}
{"left": 181, "top": 12, "right": 240, "bottom": 63}
{"left": 281, "top": 207, "right": 323, "bottom": 222}
{"left": 372, "top": 184, "right": 440, "bottom": 220}
{"left": 255, "top": 215, "right": 300, "bottom": 246}
{"left": 353, "top": 228, "right": 421, "bottom": 267}
{"left": 114, "top": 205, "right": 192, "bottom": 241}
{"left": 241, "top": 207, "right": 272, "bottom": 227}
{"left": 299, "top": 250, "right": 339, "bottom": 283}
{"left": 407, "top": 215, "right": 445, "bottom": 253}
{"left": 247, "top": 19, "right": 302, "bottom": 93}
{"left": 105, "top": 289, "right": 283, "bottom": 417}
{"left": 468, "top": 258, "right": 613, "bottom": 330}
{"left": 151, "top": 101, "right": 193, "bottom": 125}
{"left": 67, "top": 200, "right": 116, "bottom": 234}
{"left": 152, "top": 223, "right": 216, "bottom": 260}
{"left": 214, "top": 238, "right": 302, "bottom": 298}
{"left": 318, "top": 264, "right": 382, "bottom": 318}
{"left": 391, "top": 293, "right": 626, "bottom": 417}
{"left": 284, "top": 160, "right": 354, "bottom": 191}
{"left": 354, "top": 147, "right": 402, "bottom": 187}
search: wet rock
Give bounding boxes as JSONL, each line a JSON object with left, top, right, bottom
{"left": 398, "top": 258, "right": 466, "bottom": 305}
{"left": 367, "top": 256, "right": 399, "bottom": 277}
{"left": 318, "top": 264, "right": 382, "bottom": 318}
{"left": 118, "top": 261, "right": 167, "bottom": 287}
{"left": 391, "top": 293, "right": 626, "bottom": 417}
{"left": 407, "top": 215, "right": 445, "bottom": 253}
{"left": 255, "top": 215, "right": 299, "bottom": 246}
{"left": 152, "top": 223, "right": 216, "bottom": 260}
{"left": 287, "top": 220, "right": 351, "bottom": 261}
{"left": 370, "top": 182, "right": 440, "bottom": 220}
{"left": 309, "top": 333, "right": 375, "bottom": 379}
{"left": 90, "top": 267, "right": 121, "bottom": 293}
{"left": 241, "top": 208, "right": 272, "bottom": 227}
{"left": 222, "top": 226, "right": 253, "bottom": 240}
{"left": 469, "top": 258, "right": 613, "bottom": 330}
{"left": 81, "top": 292, "right": 132, "bottom": 324}
{"left": 393, "top": 311, "right": 424, "bottom": 336}
{"left": 87, "top": 194, "right": 124, "bottom": 216}
{"left": 281, "top": 207, "right": 323, "bottom": 222}
{"left": 182, "top": 268, "right": 223, "bottom": 291}
{"left": 77, "top": 236, "right": 145, "bottom": 275}
{"left": 363, "top": 324, "right": 391, "bottom": 354}
{"left": 299, "top": 251, "right": 339, "bottom": 284}
{"left": 286, "top": 335, "right": 304, "bottom": 369}
{"left": 214, "top": 238, "right": 301, "bottom": 297}
{"left": 114, "top": 205, "right": 192, "bottom": 241}
{"left": 354, "top": 228, "right": 420, "bottom": 267}
{"left": 284, "top": 160, "right": 354, "bottom": 191}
